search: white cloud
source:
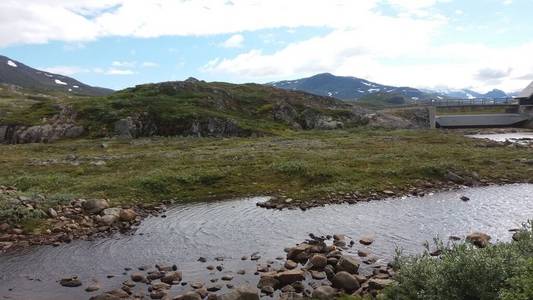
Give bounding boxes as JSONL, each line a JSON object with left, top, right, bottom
{"left": 106, "top": 68, "right": 135, "bottom": 75}
{"left": 111, "top": 61, "right": 136, "bottom": 68}
{"left": 221, "top": 34, "right": 244, "bottom": 48}
{"left": 0, "top": 0, "right": 384, "bottom": 47}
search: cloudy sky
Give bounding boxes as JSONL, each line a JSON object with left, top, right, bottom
{"left": 1, "top": 0, "right": 532, "bottom": 92}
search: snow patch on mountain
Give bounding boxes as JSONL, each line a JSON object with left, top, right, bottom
{"left": 54, "top": 79, "right": 68, "bottom": 85}
{"left": 7, "top": 60, "right": 17, "bottom": 68}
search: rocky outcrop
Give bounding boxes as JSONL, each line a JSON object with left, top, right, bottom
{"left": 0, "top": 105, "right": 84, "bottom": 144}
{"left": 113, "top": 114, "right": 255, "bottom": 138}
{"left": 0, "top": 123, "right": 83, "bottom": 144}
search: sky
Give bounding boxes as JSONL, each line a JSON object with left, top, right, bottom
{"left": 1, "top": 0, "right": 533, "bottom": 93}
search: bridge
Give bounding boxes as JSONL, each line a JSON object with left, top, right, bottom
{"left": 426, "top": 96, "right": 533, "bottom": 129}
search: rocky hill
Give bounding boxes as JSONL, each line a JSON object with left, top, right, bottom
{"left": 0, "top": 55, "right": 113, "bottom": 96}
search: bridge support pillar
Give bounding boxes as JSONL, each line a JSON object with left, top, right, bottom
{"left": 428, "top": 106, "right": 436, "bottom": 129}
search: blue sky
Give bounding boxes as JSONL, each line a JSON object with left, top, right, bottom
{"left": 1, "top": 0, "right": 532, "bottom": 92}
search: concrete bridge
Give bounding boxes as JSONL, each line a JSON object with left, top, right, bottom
{"left": 427, "top": 89, "right": 533, "bottom": 128}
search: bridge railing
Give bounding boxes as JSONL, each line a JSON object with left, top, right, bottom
{"left": 426, "top": 97, "right": 518, "bottom": 107}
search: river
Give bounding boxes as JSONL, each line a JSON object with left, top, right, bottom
{"left": 1, "top": 184, "right": 532, "bottom": 299}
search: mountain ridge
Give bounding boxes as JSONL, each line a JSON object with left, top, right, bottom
{"left": 0, "top": 55, "right": 113, "bottom": 96}
{"left": 269, "top": 73, "right": 511, "bottom": 102}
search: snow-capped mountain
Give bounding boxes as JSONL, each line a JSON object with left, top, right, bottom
{"left": 0, "top": 55, "right": 112, "bottom": 96}
{"left": 421, "top": 88, "right": 509, "bottom": 100}
{"left": 269, "top": 73, "right": 430, "bottom": 101}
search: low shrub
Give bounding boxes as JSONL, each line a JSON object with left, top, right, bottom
{"left": 383, "top": 222, "right": 533, "bottom": 300}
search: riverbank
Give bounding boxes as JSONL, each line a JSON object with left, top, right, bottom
{"left": 0, "top": 128, "right": 532, "bottom": 234}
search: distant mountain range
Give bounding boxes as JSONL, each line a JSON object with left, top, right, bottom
{"left": 269, "top": 73, "right": 511, "bottom": 102}
{"left": 0, "top": 55, "right": 113, "bottom": 96}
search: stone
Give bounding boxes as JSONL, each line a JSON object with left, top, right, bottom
{"left": 331, "top": 272, "right": 360, "bottom": 293}
{"left": 161, "top": 271, "right": 182, "bottom": 284}
{"left": 175, "top": 292, "right": 202, "bottom": 300}
{"left": 359, "top": 236, "right": 374, "bottom": 246}
{"left": 336, "top": 255, "right": 360, "bottom": 274}
{"left": 130, "top": 272, "right": 146, "bottom": 282}
{"left": 151, "top": 282, "right": 171, "bottom": 290}
{"left": 368, "top": 278, "right": 394, "bottom": 290}
{"left": 207, "top": 284, "right": 223, "bottom": 292}
{"left": 48, "top": 207, "right": 58, "bottom": 218}
{"left": 237, "top": 270, "right": 246, "bottom": 275}
{"left": 82, "top": 199, "right": 109, "bottom": 214}
{"left": 217, "top": 285, "right": 260, "bottom": 300}
{"left": 257, "top": 275, "right": 279, "bottom": 292}
{"left": 102, "top": 207, "right": 122, "bottom": 217}
{"left": 276, "top": 269, "right": 305, "bottom": 285}
{"left": 284, "top": 260, "right": 297, "bottom": 270}
{"left": 85, "top": 282, "right": 101, "bottom": 292}
{"left": 98, "top": 214, "right": 118, "bottom": 226}
{"left": 150, "top": 290, "right": 168, "bottom": 299}
{"left": 309, "top": 254, "right": 327, "bottom": 270}
{"left": 119, "top": 209, "right": 137, "bottom": 222}
{"left": 311, "top": 286, "right": 337, "bottom": 300}
{"left": 89, "top": 293, "right": 121, "bottom": 300}
{"left": 310, "top": 271, "right": 326, "bottom": 280}
{"left": 357, "top": 250, "right": 370, "bottom": 257}
{"left": 221, "top": 275, "right": 234, "bottom": 281}
{"left": 460, "top": 196, "right": 470, "bottom": 202}
{"left": 60, "top": 276, "right": 82, "bottom": 287}
{"left": 466, "top": 232, "right": 491, "bottom": 248}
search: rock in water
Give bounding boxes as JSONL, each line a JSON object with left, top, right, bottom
{"left": 336, "top": 255, "right": 360, "bottom": 274}
{"left": 309, "top": 254, "right": 327, "bottom": 270}
{"left": 312, "top": 286, "right": 337, "bottom": 300}
{"left": 161, "top": 271, "right": 182, "bottom": 284}
{"left": 331, "top": 271, "right": 360, "bottom": 293}
{"left": 466, "top": 232, "right": 491, "bottom": 248}
{"left": 175, "top": 292, "right": 202, "bottom": 300}
{"left": 217, "top": 285, "right": 259, "bottom": 300}
{"left": 359, "top": 236, "right": 374, "bottom": 246}
{"left": 460, "top": 196, "right": 470, "bottom": 202}
{"left": 60, "top": 276, "right": 82, "bottom": 287}
{"left": 276, "top": 269, "right": 305, "bottom": 285}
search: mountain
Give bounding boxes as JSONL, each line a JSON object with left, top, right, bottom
{"left": 269, "top": 73, "right": 429, "bottom": 101}
{"left": 0, "top": 55, "right": 113, "bottom": 96}
{"left": 422, "top": 88, "right": 509, "bottom": 99}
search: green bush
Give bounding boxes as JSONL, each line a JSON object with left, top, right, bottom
{"left": 384, "top": 222, "right": 533, "bottom": 300}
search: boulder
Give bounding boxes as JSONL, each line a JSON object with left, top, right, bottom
{"left": 336, "top": 255, "right": 360, "bottom": 274}
{"left": 312, "top": 286, "right": 337, "bottom": 300}
{"left": 284, "top": 260, "right": 298, "bottom": 270}
{"left": 97, "top": 215, "right": 118, "bottom": 226}
{"left": 161, "top": 271, "right": 182, "bottom": 284}
{"left": 119, "top": 209, "right": 137, "bottom": 221}
{"left": 466, "top": 232, "right": 491, "bottom": 248}
{"left": 368, "top": 278, "right": 394, "bottom": 290}
{"left": 175, "top": 292, "right": 202, "bottom": 300}
{"left": 102, "top": 207, "right": 122, "bottom": 217}
{"left": 309, "top": 254, "right": 327, "bottom": 270}
{"left": 82, "top": 199, "right": 109, "bottom": 214}
{"left": 359, "top": 236, "right": 374, "bottom": 246}
{"left": 257, "top": 275, "right": 279, "bottom": 292}
{"left": 130, "top": 272, "right": 146, "bottom": 282}
{"left": 276, "top": 269, "right": 305, "bottom": 285}
{"left": 331, "top": 271, "right": 360, "bottom": 293}
{"left": 217, "top": 285, "right": 259, "bottom": 300}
